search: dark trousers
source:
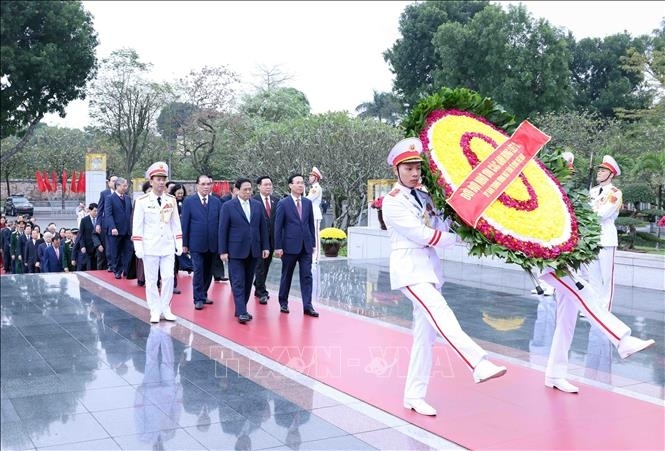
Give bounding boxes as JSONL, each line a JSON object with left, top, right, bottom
{"left": 253, "top": 252, "right": 273, "bottom": 298}
{"left": 108, "top": 234, "right": 132, "bottom": 276}
{"left": 76, "top": 251, "right": 95, "bottom": 271}
{"left": 228, "top": 255, "right": 257, "bottom": 317}
{"left": 191, "top": 251, "right": 215, "bottom": 304}
{"left": 278, "top": 247, "right": 313, "bottom": 310}
{"left": 97, "top": 232, "right": 109, "bottom": 270}
{"left": 211, "top": 256, "right": 225, "bottom": 280}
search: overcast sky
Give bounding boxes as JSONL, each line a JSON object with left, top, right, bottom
{"left": 44, "top": 0, "right": 664, "bottom": 129}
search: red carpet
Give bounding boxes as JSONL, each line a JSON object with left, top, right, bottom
{"left": 91, "top": 270, "right": 664, "bottom": 450}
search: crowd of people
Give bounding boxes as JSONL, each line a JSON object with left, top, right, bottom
{"left": 0, "top": 163, "right": 327, "bottom": 326}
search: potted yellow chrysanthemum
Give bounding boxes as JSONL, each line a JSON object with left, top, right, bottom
{"left": 319, "top": 227, "right": 347, "bottom": 257}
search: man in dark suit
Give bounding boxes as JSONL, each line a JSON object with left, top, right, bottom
{"left": 181, "top": 175, "right": 222, "bottom": 310}
{"left": 96, "top": 174, "right": 117, "bottom": 271}
{"left": 104, "top": 177, "right": 133, "bottom": 279}
{"left": 23, "top": 228, "right": 43, "bottom": 273}
{"left": 273, "top": 173, "right": 319, "bottom": 317}
{"left": 43, "top": 235, "right": 66, "bottom": 273}
{"left": 218, "top": 178, "right": 269, "bottom": 324}
{"left": 76, "top": 203, "right": 103, "bottom": 271}
{"left": 253, "top": 175, "right": 280, "bottom": 305}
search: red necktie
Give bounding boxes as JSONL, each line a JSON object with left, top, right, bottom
{"left": 296, "top": 198, "right": 302, "bottom": 219}
{"left": 264, "top": 197, "right": 271, "bottom": 217}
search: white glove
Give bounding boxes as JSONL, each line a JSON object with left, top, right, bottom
{"left": 175, "top": 247, "right": 183, "bottom": 256}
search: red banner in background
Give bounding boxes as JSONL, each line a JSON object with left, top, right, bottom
{"left": 42, "top": 172, "right": 52, "bottom": 192}
{"left": 76, "top": 172, "right": 85, "bottom": 193}
{"left": 447, "top": 120, "right": 551, "bottom": 227}
{"left": 51, "top": 171, "right": 57, "bottom": 192}
{"left": 35, "top": 171, "right": 44, "bottom": 192}
{"left": 70, "top": 171, "right": 77, "bottom": 192}
{"left": 61, "top": 170, "right": 68, "bottom": 193}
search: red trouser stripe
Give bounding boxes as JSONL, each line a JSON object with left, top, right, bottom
{"left": 406, "top": 285, "right": 474, "bottom": 369}
{"left": 552, "top": 274, "right": 621, "bottom": 341}
{"left": 428, "top": 230, "right": 441, "bottom": 247}
{"left": 608, "top": 247, "right": 615, "bottom": 311}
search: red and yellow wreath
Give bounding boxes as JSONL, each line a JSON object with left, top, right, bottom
{"left": 402, "top": 88, "right": 601, "bottom": 274}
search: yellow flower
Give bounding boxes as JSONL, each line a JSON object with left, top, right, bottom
{"left": 320, "top": 227, "right": 347, "bottom": 243}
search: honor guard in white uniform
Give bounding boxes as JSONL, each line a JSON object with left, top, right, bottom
{"left": 132, "top": 162, "right": 183, "bottom": 323}
{"left": 307, "top": 167, "right": 323, "bottom": 263}
{"left": 586, "top": 155, "right": 622, "bottom": 311}
{"left": 540, "top": 154, "right": 654, "bottom": 394}
{"left": 382, "top": 137, "right": 507, "bottom": 417}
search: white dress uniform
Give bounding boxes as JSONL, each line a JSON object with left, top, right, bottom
{"left": 382, "top": 138, "right": 506, "bottom": 413}
{"left": 132, "top": 163, "right": 183, "bottom": 323}
{"left": 307, "top": 167, "right": 324, "bottom": 262}
{"left": 585, "top": 182, "right": 622, "bottom": 310}
{"left": 542, "top": 155, "right": 653, "bottom": 393}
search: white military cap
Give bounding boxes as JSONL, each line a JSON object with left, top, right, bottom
{"left": 387, "top": 137, "right": 423, "bottom": 166}
{"left": 562, "top": 151, "right": 575, "bottom": 165}
{"left": 598, "top": 155, "right": 621, "bottom": 176}
{"left": 310, "top": 166, "right": 323, "bottom": 180}
{"left": 146, "top": 161, "right": 169, "bottom": 179}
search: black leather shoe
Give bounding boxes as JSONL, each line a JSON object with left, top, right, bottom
{"left": 195, "top": 301, "right": 204, "bottom": 310}
{"left": 173, "top": 288, "right": 181, "bottom": 294}
{"left": 114, "top": 273, "right": 122, "bottom": 279}
{"left": 220, "top": 277, "right": 229, "bottom": 281}
{"left": 280, "top": 305, "right": 290, "bottom": 314}
{"left": 204, "top": 299, "right": 214, "bottom": 304}
{"left": 304, "top": 308, "right": 319, "bottom": 317}
{"left": 137, "top": 280, "right": 145, "bottom": 287}
{"left": 259, "top": 296, "right": 268, "bottom": 305}
{"left": 238, "top": 314, "right": 251, "bottom": 324}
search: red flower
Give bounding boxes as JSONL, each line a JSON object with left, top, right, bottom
{"left": 371, "top": 197, "right": 384, "bottom": 209}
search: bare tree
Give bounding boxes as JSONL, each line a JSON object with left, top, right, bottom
{"left": 88, "top": 48, "right": 167, "bottom": 179}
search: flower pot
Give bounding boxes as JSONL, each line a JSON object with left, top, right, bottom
{"left": 322, "top": 242, "right": 341, "bottom": 257}
{"left": 377, "top": 209, "right": 387, "bottom": 230}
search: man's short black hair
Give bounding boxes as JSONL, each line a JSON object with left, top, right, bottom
{"left": 288, "top": 173, "right": 303, "bottom": 184}
{"left": 234, "top": 178, "right": 252, "bottom": 189}
{"left": 256, "top": 175, "right": 272, "bottom": 185}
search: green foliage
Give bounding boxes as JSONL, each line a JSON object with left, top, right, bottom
{"left": 355, "top": 90, "right": 404, "bottom": 125}
{"left": 384, "top": 0, "right": 489, "bottom": 107}
{"left": 403, "top": 87, "right": 602, "bottom": 275}
{"left": 0, "top": 1, "right": 98, "bottom": 140}
{"left": 431, "top": 4, "right": 573, "bottom": 120}
{"left": 570, "top": 33, "right": 652, "bottom": 117}
{"left": 236, "top": 112, "right": 402, "bottom": 229}
{"left": 240, "top": 87, "right": 311, "bottom": 122}
{"left": 401, "top": 86, "right": 517, "bottom": 138}
{"left": 640, "top": 208, "right": 665, "bottom": 222}
{"left": 156, "top": 102, "right": 198, "bottom": 141}
{"left": 622, "top": 183, "right": 656, "bottom": 207}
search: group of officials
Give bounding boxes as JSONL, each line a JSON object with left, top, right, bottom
{"left": 127, "top": 162, "right": 324, "bottom": 324}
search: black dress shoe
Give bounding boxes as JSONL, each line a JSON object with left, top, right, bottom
{"left": 214, "top": 277, "right": 222, "bottom": 282}
{"left": 204, "top": 299, "right": 214, "bottom": 304}
{"left": 238, "top": 314, "right": 251, "bottom": 324}
{"left": 137, "top": 280, "right": 145, "bottom": 287}
{"left": 195, "top": 301, "right": 204, "bottom": 310}
{"left": 173, "top": 288, "right": 181, "bottom": 294}
{"left": 114, "top": 273, "right": 122, "bottom": 279}
{"left": 220, "top": 277, "right": 229, "bottom": 281}
{"left": 304, "top": 308, "right": 319, "bottom": 317}
{"left": 259, "top": 296, "right": 268, "bottom": 305}
{"left": 280, "top": 305, "right": 290, "bottom": 314}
